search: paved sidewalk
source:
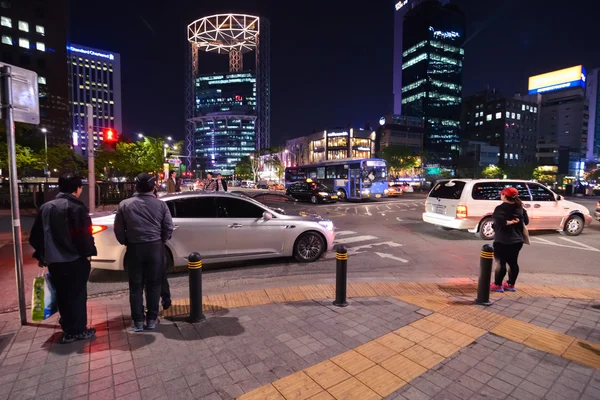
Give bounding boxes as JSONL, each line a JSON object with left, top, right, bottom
{"left": 0, "top": 282, "right": 599, "bottom": 400}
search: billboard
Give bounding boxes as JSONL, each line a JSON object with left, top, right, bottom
{"left": 528, "top": 65, "right": 586, "bottom": 95}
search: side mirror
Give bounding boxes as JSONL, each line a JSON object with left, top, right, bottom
{"left": 557, "top": 195, "right": 563, "bottom": 201}
{"left": 263, "top": 211, "right": 273, "bottom": 221}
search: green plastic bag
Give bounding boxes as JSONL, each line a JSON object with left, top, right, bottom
{"left": 31, "top": 272, "right": 57, "bottom": 321}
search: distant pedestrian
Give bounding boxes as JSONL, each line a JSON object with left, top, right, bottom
{"left": 215, "top": 173, "right": 228, "bottom": 192}
{"left": 166, "top": 171, "right": 180, "bottom": 193}
{"left": 29, "top": 174, "right": 97, "bottom": 344}
{"left": 203, "top": 172, "right": 216, "bottom": 191}
{"left": 114, "top": 173, "right": 174, "bottom": 332}
{"left": 490, "top": 187, "right": 529, "bottom": 293}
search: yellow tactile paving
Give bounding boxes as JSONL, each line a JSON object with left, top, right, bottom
{"left": 354, "top": 341, "right": 397, "bottom": 364}
{"left": 305, "top": 360, "right": 351, "bottom": 390}
{"left": 395, "top": 295, "right": 450, "bottom": 312}
{"left": 439, "top": 305, "right": 507, "bottom": 331}
{"left": 238, "top": 384, "right": 285, "bottom": 400}
{"left": 300, "top": 285, "right": 335, "bottom": 300}
{"left": 394, "top": 325, "right": 432, "bottom": 343}
{"left": 327, "top": 377, "right": 381, "bottom": 400}
{"left": 375, "top": 333, "right": 415, "bottom": 353}
{"left": 265, "top": 287, "right": 287, "bottom": 303}
{"left": 524, "top": 328, "right": 575, "bottom": 356}
{"left": 272, "top": 371, "right": 323, "bottom": 400}
{"left": 563, "top": 340, "right": 600, "bottom": 369}
{"left": 410, "top": 319, "right": 446, "bottom": 335}
{"left": 225, "top": 292, "right": 251, "bottom": 308}
{"left": 402, "top": 344, "right": 445, "bottom": 369}
{"left": 307, "top": 392, "right": 335, "bottom": 400}
{"left": 419, "top": 336, "right": 461, "bottom": 357}
{"left": 491, "top": 318, "right": 538, "bottom": 343}
{"left": 435, "top": 328, "right": 476, "bottom": 348}
{"left": 355, "top": 365, "right": 406, "bottom": 397}
{"left": 347, "top": 283, "right": 378, "bottom": 298}
{"left": 280, "top": 286, "right": 309, "bottom": 302}
{"left": 380, "top": 353, "right": 428, "bottom": 382}
{"left": 330, "top": 350, "right": 376, "bottom": 376}
{"left": 244, "top": 289, "right": 273, "bottom": 306}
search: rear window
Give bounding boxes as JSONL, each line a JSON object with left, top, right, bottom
{"left": 428, "top": 181, "right": 466, "bottom": 200}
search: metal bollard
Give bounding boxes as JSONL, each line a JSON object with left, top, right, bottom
{"left": 333, "top": 245, "right": 349, "bottom": 307}
{"left": 188, "top": 252, "right": 206, "bottom": 322}
{"left": 475, "top": 244, "right": 494, "bottom": 306}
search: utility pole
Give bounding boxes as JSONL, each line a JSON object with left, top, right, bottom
{"left": 87, "top": 105, "right": 95, "bottom": 213}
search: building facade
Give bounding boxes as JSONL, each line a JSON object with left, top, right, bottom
{"left": 258, "top": 150, "right": 292, "bottom": 182}
{"left": 461, "top": 89, "right": 538, "bottom": 168}
{"left": 458, "top": 140, "right": 500, "bottom": 177}
{"left": 285, "top": 136, "right": 309, "bottom": 167}
{"left": 0, "top": 0, "right": 69, "bottom": 143}
{"left": 400, "top": 0, "right": 465, "bottom": 167}
{"left": 586, "top": 68, "right": 600, "bottom": 161}
{"left": 192, "top": 72, "right": 257, "bottom": 176}
{"left": 376, "top": 115, "right": 424, "bottom": 154}
{"left": 67, "top": 44, "right": 122, "bottom": 156}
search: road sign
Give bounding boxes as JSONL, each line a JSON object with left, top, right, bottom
{"left": 168, "top": 159, "right": 182, "bottom": 165}
{"left": 0, "top": 62, "right": 39, "bottom": 124}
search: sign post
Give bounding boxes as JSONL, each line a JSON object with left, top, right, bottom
{"left": 87, "top": 105, "right": 95, "bottom": 213}
{"left": 0, "top": 63, "right": 40, "bottom": 325}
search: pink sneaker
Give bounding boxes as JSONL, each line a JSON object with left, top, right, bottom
{"left": 490, "top": 283, "right": 504, "bottom": 293}
{"left": 503, "top": 282, "right": 516, "bottom": 292}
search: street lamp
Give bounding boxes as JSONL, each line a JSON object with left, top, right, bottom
{"left": 167, "top": 136, "right": 172, "bottom": 141}
{"left": 137, "top": 133, "right": 144, "bottom": 139}
{"left": 41, "top": 128, "right": 49, "bottom": 182}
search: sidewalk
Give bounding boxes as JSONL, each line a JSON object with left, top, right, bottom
{"left": 0, "top": 282, "right": 599, "bottom": 399}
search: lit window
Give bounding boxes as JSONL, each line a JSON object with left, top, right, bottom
{"left": 486, "top": 114, "right": 492, "bottom": 121}
{"left": 533, "top": 107, "right": 537, "bottom": 112}
{"left": 1, "top": 35, "right": 11, "bottom": 45}
{"left": 1, "top": 16, "right": 10, "bottom": 27}
{"left": 36, "top": 42, "right": 45, "bottom": 51}
{"left": 517, "top": 114, "right": 521, "bottom": 120}
{"left": 36, "top": 25, "right": 44, "bottom": 35}
{"left": 510, "top": 153, "right": 514, "bottom": 159}
{"left": 515, "top": 154, "right": 519, "bottom": 160}
{"left": 506, "top": 111, "right": 510, "bottom": 118}
{"left": 38, "top": 76, "right": 46, "bottom": 85}
{"left": 521, "top": 104, "right": 525, "bottom": 111}
{"left": 511, "top": 112, "right": 515, "bottom": 119}
{"left": 495, "top": 112, "right": 502, "bottom": 119}
{"left": 18, "top": 38, "right": 29, "bottom": 48}
{"left": 18, "top": 21, "right": 28, "bottom": 32}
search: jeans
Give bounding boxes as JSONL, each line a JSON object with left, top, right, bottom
{"left": 493, "top": 242, "right": 523, "bottom": 286}
{"left": 48, "top": 258, "right": 91, "bottom": 335}
{"left": 161, "top": 261, "right": 171, "bottom": 304}
{"left": 126, "top": 241, "right": 164, "bottom": 322}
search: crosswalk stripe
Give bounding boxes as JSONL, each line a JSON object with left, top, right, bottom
{"left": 336, "top": 230, "right": 357, "bottom": 236}
{"left": 334, "top": 235, "right": 379, "bottom": 244}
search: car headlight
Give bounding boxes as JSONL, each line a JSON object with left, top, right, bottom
{"left": 318, "top": 192, "right": 329, "bottom": 196}
{"left": 318, "top": 221, "right": 334, "bottom": 231}
{"left": 362, "top": 189, "right": 370, "bottom": 195}
{"left": 384, "top": 189, "right": 389, "bottom": 194}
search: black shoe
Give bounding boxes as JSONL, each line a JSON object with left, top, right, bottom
{"left": 61, "top": 328, "right": 96, "bottom": 344}
{"left": 162, "top": 298, "right": 172, "bottom": 310}
{"left": 132, "top": 321, "right": 144, "bottom": 332}
{"left": 146, "top": 319, "right": 159, "bottom": 330}
{"left": 60, "top": 333, "right": 76, "bottom": 344}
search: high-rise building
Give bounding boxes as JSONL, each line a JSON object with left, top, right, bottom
{"left": 67, "top": 44, "right": 122, "bottom": 156}
{"left": 461, "top": 89, "right": 539, "bottom": 168}
{"left": 392, "top": 0, "right": 449, "bottom": 114}
{"left": 376, "top": 115, "right": 424, "bottom": 154}
{"left": 0, "top": 0, "right": 70, "bottom": 143}
{"left": 400, "top": 0, "right": 465, "bottom": 167}
{"left": 586, "top": 68, "right": 600, "bottom": 161}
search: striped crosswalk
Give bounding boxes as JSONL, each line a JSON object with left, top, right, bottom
{"left": 323, "top": 201, "right": 424, "bottom": 216}
{"left": 323, "top": 230, "right": 407, "bottom": 262}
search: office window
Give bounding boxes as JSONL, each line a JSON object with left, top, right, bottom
{"left": 495, "top": 112, "right": 502, "bottom": 119}
{"left": 38, "top": 76, "right": 46, "bottom": 85}
{"left": 1, "top": 35, "right": 11, "bottom": 45}
{"left": 517, "top": 114, "right": 521, "bottom": 120}
{"left": 18, "top": 21, "right": 28, "bottom": 32}
{"left": 0, "top": 16, "right": 10, "bottom": 27}
{"left": 511, "top": 112, "right": 515, "bottom": 119}
{"left": 486, "top": 114, "right": 492, "bottom": 121}
{"left": 36, "top": 42, "right": 44, "bottom": 51}
{"left": 35, "top": 25, "right": 44, "bottom": 35}
{"left": 521, "top": 104, "right": 525, "bottom": 111}
{"left": 18, "top": 38, "right": 28, "bottom": 48}
{"left": 506, "top": 111, "right": 510, "bottom": 118}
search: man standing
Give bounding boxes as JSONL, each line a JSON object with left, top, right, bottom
{"left": 29, "top": 174, "right": 97, "bottom": 344}
{"left": 203, "top": 172, "right": 217, "bottom": 191}
{"left": 166, "top": 171, "right": 180, "bottom": 193}
{"left": 114, "top": 173, "right": 174, "bottom": 332}
{"left": 215, "top": 173, "right": 228, "bottom": 192}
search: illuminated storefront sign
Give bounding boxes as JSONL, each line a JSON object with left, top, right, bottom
{"left": 67, "top": 45, "right": 115, "bottom": 60}
{"left": 72, "top": 132, "right": 78, "bottom": 147}
{"left": 429, "top": 26, "right": 460, "bottom": 40}
{"left": 395, "top": 0, "right": 409, "bottom": 10}
{"left": 327, "top": 131, "right": 348, "bottom": 137}
{"left": 357, "top": 146, "right": 370, "bottom": 151}
{"left": 379, "top": 116, "right": 386, "bottom": 126}
{"left": 528, "top": 65, "right": 586, "bottom": 95}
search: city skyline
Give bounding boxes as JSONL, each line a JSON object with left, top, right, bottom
{"left": 69, "top": 0, "right": 600, "bottom": 145}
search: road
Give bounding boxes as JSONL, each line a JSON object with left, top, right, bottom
{"left": 0, "top": 194, "right": 598, "bottom": 312}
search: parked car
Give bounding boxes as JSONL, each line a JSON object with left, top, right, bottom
{"left": 90, "top": 192, "right": 336, "bottom": 272}
{"left": 595, "top": 201, "right": 600, "bottom": 222}
{"left": 286, "top": 181, "right": 338, "bottom": 204}
{"left": 386, "top": 185, "right": 403, "bottom": 197}
{"left": 422, "top": 179, "right": 592, "bottom": 240}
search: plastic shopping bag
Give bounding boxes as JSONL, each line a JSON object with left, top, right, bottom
{"left": 31, "top": 271, "right": 57, "bottom": 321}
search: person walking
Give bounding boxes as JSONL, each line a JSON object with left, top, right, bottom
{"left": 490, "top": 187, "right": 529, "bottom": 293}
{"left": 29, "top": 174, "right": 97, "bottom": 344}
{"left": 215, "top": 173, "right": 228, "bottom": 192}
{"left": 166, "top": 171, "right": 180, "bottom": 193}
{"left": 114, "top": 173, "right": 174, "bottom": 331}
{"left": 203, "top": 172, "right": 216, "bottom": 191}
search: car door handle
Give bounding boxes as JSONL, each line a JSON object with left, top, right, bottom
{"left": 534, "top": 204, "right": 541, "bottom": 208}
{"left": 524, "top": 204, "right": 531, "bottom": 208}
{"left": 173, "top": 225, "right": 179, "bottom": 230}
{"left": 284, "top": 225, "right": 296, "bottom": 229}
{"left": 228, "top": 223, "right": 243, "bottom": 228}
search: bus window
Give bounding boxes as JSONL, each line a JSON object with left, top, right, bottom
{"left": 317, "top": 167, "right": 325, "bottom": 180}
{"left": 326, "top": 167, "right": 336, "bottom": 179}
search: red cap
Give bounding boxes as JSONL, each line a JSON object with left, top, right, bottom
{"left": 500, "top": 187, "right": 519, "bottom": 197}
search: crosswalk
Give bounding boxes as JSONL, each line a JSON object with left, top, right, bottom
{"left": 322, "top": 230, "right": 408, "bottom": 262}
{"left": 320, "top": 200, "right": 424, "bottom": 217}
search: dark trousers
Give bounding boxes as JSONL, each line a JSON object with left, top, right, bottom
{"left": 493, "top": 242, "right": 523, "bottom": 286}
{"left": 126, "top": 242, "right": 164, "bottom": 322}
{"left": 161, "top": 262, "right": 171, "bottom": 303}
{"left": 48, "top": 258, "right": 91, "bottom": 335}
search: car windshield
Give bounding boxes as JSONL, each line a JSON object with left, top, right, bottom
{"left": 363, "top": 166, "right": 387, "bottom": 183}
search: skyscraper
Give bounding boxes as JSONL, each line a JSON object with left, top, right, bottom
{"left": 67, "top": 44, "right": 122, "bottom": 156}
{"left": 586, "top": 68, "right": 600, "bottom": 162}
{"left": 400, "top": 0, "right": 465, "bottom": 168}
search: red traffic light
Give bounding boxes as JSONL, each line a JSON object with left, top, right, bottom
{"left": 103, "top": 128, "right": 118, "bottom": 142}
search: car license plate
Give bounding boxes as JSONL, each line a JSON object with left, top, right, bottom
{"left": 331, "top": 195, "right": 338, "bottom": 199}
{"left": 434, "top": 205, "right": 445, "bottom": 214}
{"left": 376, "top": 194, "right": 381, "bottom": 198}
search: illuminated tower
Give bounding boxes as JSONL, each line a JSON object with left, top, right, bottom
{"left": 184, "top": 14, "right": 271, "bottom": 174}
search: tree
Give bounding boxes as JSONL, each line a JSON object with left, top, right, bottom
{"left": 505, "top": 164, "right": 535, "bottom": 180}
{"left": 533, "top": 166, "right": 558, "bottom": 184}
{"left": 235, "top": 156, "right": 253, "bottom": 180}
{"left": 45, "top": 144, "right": 86, "bottom": 176}
{"left": 481, "top": 165, "right": 504, "bottom": 179}
{"left": 264, "top": 155, "right": 285, "bottom": 182}
{"left": 379, "top": 145, "right": 421, "bottom": 176}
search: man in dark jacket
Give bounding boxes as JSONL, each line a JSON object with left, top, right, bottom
{"left": 215, "top": 173, "right": 228, "bottom": 192}
{"left": 114, "top": 173, "right": 173, "bottom": 331}
{"left": 29, "top": 174, "right": 97, "bottom": 344}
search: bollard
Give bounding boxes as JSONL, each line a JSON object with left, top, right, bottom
{"left": 475, "top": 244, "right": 494, "bottom": 306}
{"left": 333, "top": 245, "right": 349, "bottom": 307}
{"left": 188, "top": 252, "right": 206, "bottom": 322}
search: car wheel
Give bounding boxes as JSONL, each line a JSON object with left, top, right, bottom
{"left": 294, "top": 232, "right": 325, "bottom": 262}
{"left": 310, "top": 195, "right": 318, "bottom": 204}
{"left": 562, "top": 215, "right": 584, "bottom": 236}
{"left": 338, "top": 189, "right": 347, "bottom": 201}
{"left": 477, "top": 217, "right": 495, "bottom": 240}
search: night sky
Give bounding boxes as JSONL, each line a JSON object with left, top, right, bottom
{"left": 69, "top": 0, "right": 600, "bottom": 145}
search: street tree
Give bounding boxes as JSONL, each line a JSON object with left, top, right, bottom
{"left": 379, "top": 145, "right": 421, "bottom": 176}
{"left": 532, "top": 166, "right": 558, "bottom": 184}
{"left": 505, "top": 164, "right": 535, "bottom": 180}
{"left": 264, "top": 155, "right": 285, "bottom": 182}
{"left": 481, "top": 165, "right": 504, "bottom": 179}
{"left": 235, "top": 156, "right": 253, "bottom": 180}
{"left": 45, "top": 144, "right": 86, "bottom": 176}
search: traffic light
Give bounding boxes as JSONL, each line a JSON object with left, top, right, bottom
{"left": 103, "top": 128, "right": 118, "bottom": 152}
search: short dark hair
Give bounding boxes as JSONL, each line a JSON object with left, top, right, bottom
{"left": 170, "top": 171, "right": 176, "bottom": 176}
{"left": 58, "top": 174, "right": 83, "bottom": 194}
{"left": 206, "top": 172, "right": 213, "bottom": 176}
{"left": 217, "top": 173, "right": 222, "bottom": 177}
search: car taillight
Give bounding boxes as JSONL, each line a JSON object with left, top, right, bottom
{"left": 456, "top": 205, "right": 468, "bottom": 219}
{"left": 597, "top": 201, "right": 600, "bottom": 209}
{"left": 91, "top": 225, "right": 107, "bottom": 235}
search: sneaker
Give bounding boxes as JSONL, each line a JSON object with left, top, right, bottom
{"left": 60, "top": 333, "right": 76, "bottom": 344}
{"left": 503, "top": 282, "right": 516, "bottom": 292}
{"left": 146, "top": 319, "right": 159, "bottom": 330}
{"left": 61, "top": 328, "right": 96, "bottom": 344}
{"left": 132, "top": 321, "right": 144, "bottom": 332}
{"left": 162, "top": 298, "right": 172, "bottom": 310}
{"left": 490, "top": 283, "right": 504, "bottom": 293}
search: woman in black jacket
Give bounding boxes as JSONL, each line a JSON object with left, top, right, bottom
{"left": 490, "top": 187, "right": 529, "bottom": 293}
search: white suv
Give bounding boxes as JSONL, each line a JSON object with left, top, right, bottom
{"left": 422, "top": 179, "right": 593, "bottom": 240}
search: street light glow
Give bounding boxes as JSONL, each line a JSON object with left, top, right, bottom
{"left": 137, "top": 133, "right": 144, "bottom": 138}
{"left": 41, "top": 128, "right": 47, "bottom": 133}
{"left": 173, "top": 146, "right": 178, "bottom": 150}
{"left": 167, "top": 136, "right": 172, "bottom": 141}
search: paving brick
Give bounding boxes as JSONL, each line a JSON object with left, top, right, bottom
{"left": 409, "top": 376, "right": 443, "bottom": 397}
{"left": 327, "top": 376, "right": 380, "bottom": 400}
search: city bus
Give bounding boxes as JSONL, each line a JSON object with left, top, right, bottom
{"left": 284, "top": 158, "right": 389, "bottom": 200}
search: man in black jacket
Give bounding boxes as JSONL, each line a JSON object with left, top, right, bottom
{"left": 215, "top": 173, "right": 228, "bottom": 192}
{"left": 29, "top": 174, "right": 97, "bottom": 344}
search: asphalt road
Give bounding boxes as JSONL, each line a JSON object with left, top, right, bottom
{"left": 0, "top": 194, "right": 598, "bottom": 312}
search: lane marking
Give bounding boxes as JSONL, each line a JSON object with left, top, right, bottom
{"left": 396, "top": 217, "right": 404, "bottom": 222}
{"left": 530, "top": 237, "right": 600, "bottom": 252}
{"left": 375, "top": 252, "right": 409, "bottom": 263}
{"left": 335, "top": 230, "right": 357, "bottom": 236}
{"left": 558, "top": 237, "right": 600, "bottom": 252}
{"left": 365, "top": 206, "right": 372, "bottom": 216}
{"left": 333, "top": 235, "right": 379, "bottom": 244}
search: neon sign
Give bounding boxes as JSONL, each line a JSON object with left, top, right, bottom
{"left": 72, "top": 132, "right": 78, "bottom": 147}
{"left": 67, "top": 45, "right": 115, "bottom": 60}
{"left": 327, "top": 131, "right": 348, "bottom": 137}
{"left": 395, "top": 0, "right": 409, "bottom": 11}
{"left": 429, "top": 26, "right": 460, "bottom": 40}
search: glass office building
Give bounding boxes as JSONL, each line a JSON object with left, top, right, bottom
{"left": 193, "top": 72, "right": 257, "bottom": 175}
{"left": 401, "top": 0, "right": 465, "bottom": 167}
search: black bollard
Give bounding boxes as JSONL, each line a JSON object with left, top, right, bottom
{"left": 475, "top": 244, "right": 494, "bottom": 306}
{"left": 188, "top": 252, "right": 206, "bottom": 322}
{"left": 333, "top": 245, "right": 349, "bottom": 307}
